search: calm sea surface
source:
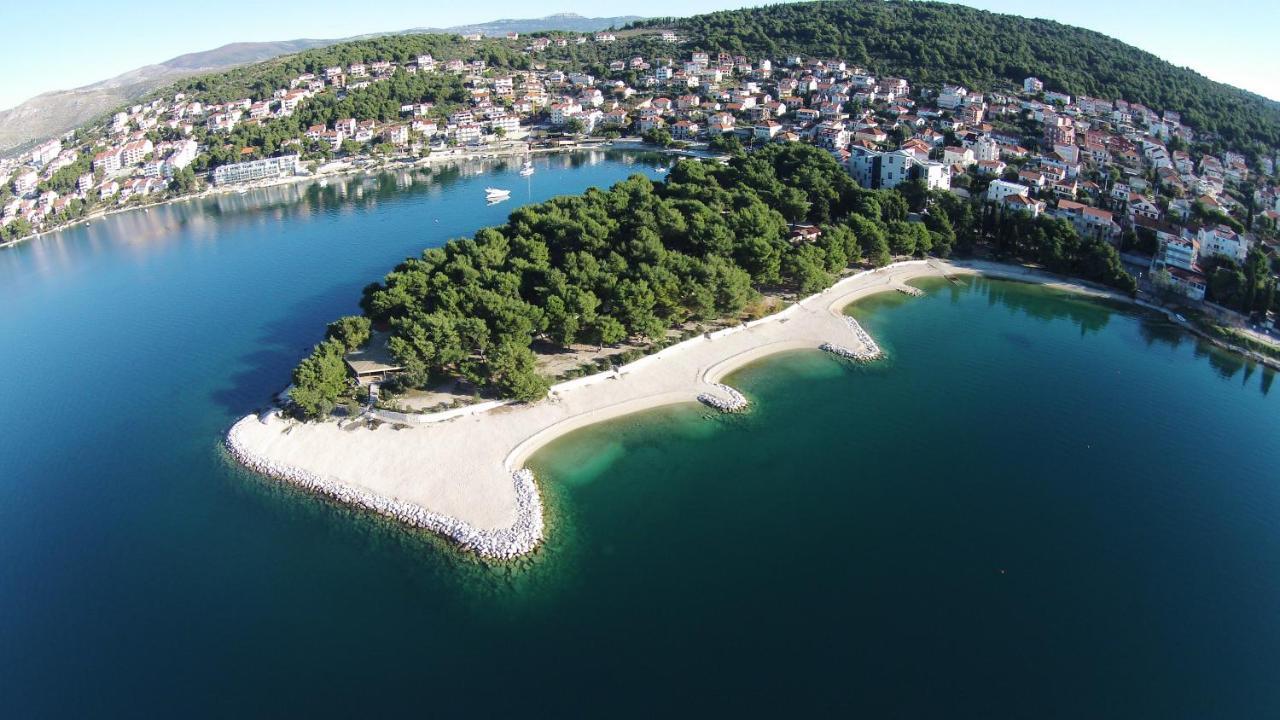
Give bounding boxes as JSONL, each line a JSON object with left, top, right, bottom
{"left": 1, "top": 152, "right": 1277, "bottom": 717}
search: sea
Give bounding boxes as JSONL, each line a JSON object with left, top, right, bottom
{"left": 1, "top": 150, "right": 1277, "bottom": 717}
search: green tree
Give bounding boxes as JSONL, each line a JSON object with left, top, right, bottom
{"left": 487, "top": 339, "right": 549, "bottom": 402}
{"left": 290, "top": 340, "right": 349, "bottom": 418}
{"left": 326, "top": 315, "right": 372, "bottom": 351}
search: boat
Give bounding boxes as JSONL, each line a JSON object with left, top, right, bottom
{"left": 519, "top": 159, "right": 535, "bottom": 177}
{"left": 484, "top": 187, "right": 511, "bottom": 201}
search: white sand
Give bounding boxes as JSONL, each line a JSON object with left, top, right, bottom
{"left": 227, "top": 258, "right": 1116, "bottom": 556}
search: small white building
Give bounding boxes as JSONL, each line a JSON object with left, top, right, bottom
{"left": 987, "top": 179, "right": 1030, "bottom": 203}
{"left": 1197, "top": 225, "right": 1249, "bottom": 264}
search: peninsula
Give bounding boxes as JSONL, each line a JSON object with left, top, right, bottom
{"left": 222, "top": 138, "right": 1147, "bottom": 558}
{"left": 226, "top": 257, "right": 1134, "bottom": 558}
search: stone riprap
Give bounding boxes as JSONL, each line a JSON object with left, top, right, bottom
{"left": 225, "top": 414, "right": 544, "bottom": 559}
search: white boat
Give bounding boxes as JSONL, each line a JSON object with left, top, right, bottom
{"left": 519, "top": 160, "right": 535, "bottom": 177}
{"left": 484, "top": 187, "right": 511, "bottom": 200}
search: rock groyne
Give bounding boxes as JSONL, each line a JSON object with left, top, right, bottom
{"left": 821, "top": 316, "right": 883, "bottom": 361}
{"left": 225, "top": 414, "right": 543, "bottom": 559}
{"left": 697, "top": 382, "right": 749, "bottom": 412}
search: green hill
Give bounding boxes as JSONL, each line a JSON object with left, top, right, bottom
{"left": 641, "top": 0, "right": 1280, "bottom": 153}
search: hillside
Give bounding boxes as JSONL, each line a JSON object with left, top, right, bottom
{"left": 640, "top": 0, "right": 1280, "bottom": 152}
{"left": 0, "top": 14, "right": 640, "bottom": 156}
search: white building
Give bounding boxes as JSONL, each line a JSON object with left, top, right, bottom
{"left": 211, "top": 155, "right": 299, "bottom": 185}
{"left": 973, "top": 136, "right": 1001, "bottom": 162}
{"left": 942, "top": 146, "right": 975, "bottom": 168}
{"left": 32, "top": 139, "right": 62, "bottom": 165}
{"left": 1023, "top": 76, "right": 1044, "bottom": 94}
{"left": 1197, "top": 225, "right": 1249, "bottom": 264}
{"left": 13, "top": 170, "right": 38, "bottom": 195}
{"left": 550, "top": 103, "right": 583, "bottom": 125}
{"left": 938, "top": 85, "right": 969, "bottom": 110}
{"left": 120, "top": 139, "right": 153, "bottom": 167}
{"left": 987, "top": 179, "right": 1030, "bottom": 203}
{"left": 850, "top": 148, "right": 950, "bottom": 191}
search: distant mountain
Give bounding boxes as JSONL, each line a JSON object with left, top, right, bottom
{"left": 408, "top": 13, "right": 642, "bottom": 37}
{"left": 0, "top": 13, "right": 641, "bottom": 156}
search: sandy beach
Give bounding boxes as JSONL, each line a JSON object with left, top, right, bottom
{"left": 225, "top": 258, "right": 1142, "bottom": 557}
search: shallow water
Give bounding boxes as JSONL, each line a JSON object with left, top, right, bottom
{"left": 1, "top": 158, "right": 1278, "bottom": 715}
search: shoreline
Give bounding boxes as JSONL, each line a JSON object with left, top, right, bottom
{"left": 224, "top": 257, "right": 1275, "bottom": 559}
{"left": 1, "top": 141, "right": 675, "bottom": 252}
{"left": 220, "top": 259, "right": 961, "bottom": 558}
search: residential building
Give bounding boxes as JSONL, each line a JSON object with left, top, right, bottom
{"left": 987, "top": 180, "right": 1031, "bottom": 203}
{"left": 211, "top": 155, "right": 299, "bottom": 185}
{"left": 1197, "top": 225, "right": 1249, "bottom": 263}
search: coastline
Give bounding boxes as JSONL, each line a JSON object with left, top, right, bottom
{"left": 1, "top": 140, "right": 676, "bottom": 251}
{"left": 224, "top": 256, "right": 1273, "bottom": 558}
{"left": 218, "top": 259, "right": 990, "bottom": 558}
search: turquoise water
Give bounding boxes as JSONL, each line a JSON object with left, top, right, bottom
{"left": 2, "top": 155, "right": 1279, "bottom": 716}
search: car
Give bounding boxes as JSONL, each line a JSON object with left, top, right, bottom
{"left": 1174, "top": 313, "right": 1187, "bottom": 322}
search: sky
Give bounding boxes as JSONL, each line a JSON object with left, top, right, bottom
{"left": 1, "top": 0, "right": 1277, "bottom": 111}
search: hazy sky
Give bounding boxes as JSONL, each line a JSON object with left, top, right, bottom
{"left": 2, "top": 0, "right": 1277, "bottom": 111}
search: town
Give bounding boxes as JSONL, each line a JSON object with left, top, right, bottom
{"left": 2, "top": 28, "right": 1278, "bottom": 335}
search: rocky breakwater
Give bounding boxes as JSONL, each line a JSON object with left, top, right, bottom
{"left": 697, "top": 382, "right": 749, "bottom": 412}
{"left": 821, "top": 316, "right": 883, "bottom": 362}
{"left": 224, "top": 414, "right": 544, "bottom": 559}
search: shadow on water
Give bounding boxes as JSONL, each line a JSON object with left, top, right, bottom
{"left": 208, "top": 281, "right": 370, "bottom": 415}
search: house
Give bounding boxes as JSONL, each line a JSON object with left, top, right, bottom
{"left": 549, "top": 103, "right": 583, "bottom": 125}
{"left": 943, "top": 146, "right": 975, "bottom": 168}
{"left": 120, "top": 139, "right": 153, "bottom": 166}
{"left": 938, "top": 85, "right": 969, "bottom": 110}
{"left": 973, "top": 135, "right": 1001, "bottom": 162}
{"left": 754, "top": 121, "right": 782, "bottom": 140}
{"left": 853, "top": 127, "right": 886, "bottom": 145}
{"left": 789, "top": 223, "right": 822, "bottom": 244}
{"left": 957, "top": 102, "right": 985, "bottom": 127}
{"left": 1150, "top": 228, "right": 1198, "bottom": 272}
{"left": 1055, "top": 200, "right": 1120, "bottom": 242}
{"left": 1197, "top": 225, "right": 1249, "bottom": 263}
{"left": 383, "top": 125, "right": 409, "bottom": 146}
{"left": 12, "top": 170, "right": 38, "bottom": 195}
{"left": 93, "top": 149, "right": 123, "bottom": 175}
{"left": 1018, "top": 170, "right": 1048, "bottom": 189}
{"left": 851, "top": 148, "right": 949, "bottom": 191}
{"left": 987, "top": 179, "right": 1031, "bottom": 203}
{"left": 707, "top": 112, "right": 735, "bottom": 133}
{"left": 1043, "top": 113, "right": 1075, "bottom": 146}
{"left": 976, "top": 159, "right": 1007, "bottom": 176}
{"left": 794, "top": 108, "right": 821, "bottom": 124}
{"left": 671, "top": 120, "right": 700, "bottom": 140}
{"left": 454, "top": 123, "right": 482, "bottom": 144}
{"left": 1127, "top": 194, "right": 1161, "bottom": 221}
{"left": 1023, "top": 76, "right": 1044, "bottom": 94}
{"left": 1003, "top": 193, "right": 1045, "bottom": 216}
{"left": 1157, "top": 262, "right": 1203, "bottom": 298}
{"left": 489, "top": 115, "right": 520, "bottom": 135}
{"left": 602, "top": 109, "right": 630, "bottom": 127}
{"left": 1053, "top": 178, "right": 1079, "bottom": 199}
